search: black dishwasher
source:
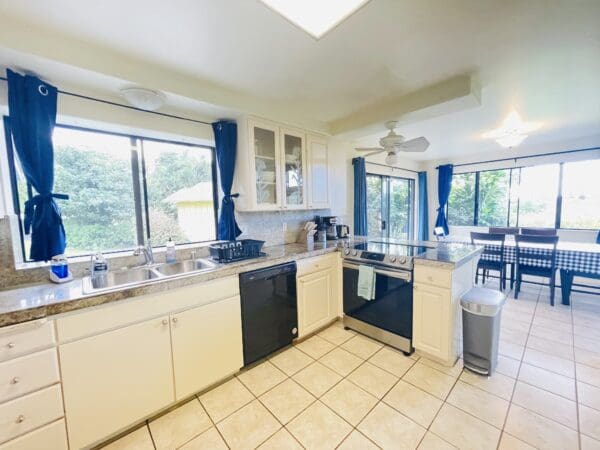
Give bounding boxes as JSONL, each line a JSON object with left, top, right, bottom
{"left": 239, "top": 262, "right": 298, "bottom": 366}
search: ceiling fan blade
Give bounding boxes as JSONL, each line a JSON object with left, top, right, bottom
{"left": 399, "top": 136, "right": 429, "bottom": 152}
{"left": 355, "top": 147, "right": 384, "bottom": 152}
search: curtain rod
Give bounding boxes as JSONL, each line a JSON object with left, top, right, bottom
{"left": 366, "top": 160, "right": 421, "bottom": 174}
{"left": 0, "top": 75, "right": 213, "bottom": 126}
{"left": 435, "top": 146, "right": 600, "bottom": 169}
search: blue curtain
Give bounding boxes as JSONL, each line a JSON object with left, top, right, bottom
{"left": 434, "top": 164, "right": 453, "bottom": 235}
{"left": 352, "top": 157, "right": 368, "bottom": 236}
{"left": 212, "top": 120, "right": 242, "bottom": 240}
{"left": 417, "top": 171, "right": 429, "bottom": 241}
{"left": 7, "top": 69, "right": 68, "bottom": 261}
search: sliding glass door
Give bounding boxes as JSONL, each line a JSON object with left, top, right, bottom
{"left": 366, "top": 173, "right": 415, "bottom": 240}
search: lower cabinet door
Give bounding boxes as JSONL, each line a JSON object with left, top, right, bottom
{"left": 412, "top": 283, "right": 451, "bottom": 361}
{"left": 171, "top": 296, "right": 243, "bottom": 400}
{"left": 60, "top": 316, "right": 174, "bottom": 449}
{"left": 297, "top": 269, "right": 332, "bottom": 337}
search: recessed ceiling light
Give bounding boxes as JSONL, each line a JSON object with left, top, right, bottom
{"left": 482, "top": 110, "right": 541, "bottom": 148}
{"left": 260, "top": 0, "right": 371, "bottom": 39}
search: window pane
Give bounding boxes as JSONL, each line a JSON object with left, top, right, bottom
{"left": 389, "top": 177, "right": 413, "bottom": 240}
{"left": 448, "top": 173, "right": 476, "bottom": 225}
{"left": 366, "top": 175, "right": 383, "bottom": 237}
{"left": 143, "top": 140, "right": 215, "bottom": 245}
{"left": 517, "top": 164, "right": 559, "bottom": 227}
{"left": 561, "top": 159, "right": 600, "bottom": 229}
{"left": 53, "top": 128, "right": 137, "bottom": 257}
{"left": 478, "top": 169, "right": 510, "bottom": 227}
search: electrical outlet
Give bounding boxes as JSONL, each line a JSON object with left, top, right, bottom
{"left": 282, "top": 222, "right": 288, "bottom": 233}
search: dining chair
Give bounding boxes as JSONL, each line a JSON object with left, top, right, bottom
{"left": 520, "top": 228, "right": 558, "bottom": 236}
{"left": 489, "top": 227, "right": 519, "bottom": 289}
{"left": 489, "top": 227, "right": 520, "bottom": 235}
{"left": 515, "top": 234, "right": 559, "bottom": 305}
{"left": 471, "top": 232, "right": 506, "bottom": 291}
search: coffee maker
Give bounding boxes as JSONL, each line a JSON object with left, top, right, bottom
{"left": 314, "top": 216, "right": 339, "bottom": 240}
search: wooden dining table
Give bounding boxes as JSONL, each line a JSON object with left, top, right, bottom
{"left": 452, "top": 238, "right": 600, "bottom": 305}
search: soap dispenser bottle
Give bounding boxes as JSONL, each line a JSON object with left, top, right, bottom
{"left": 166, "top": 238, "right": 177, "bottom": 263}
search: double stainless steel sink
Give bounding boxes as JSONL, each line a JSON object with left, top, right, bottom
{"left": 82, "top": 258, "right": 217, "bottom": 294}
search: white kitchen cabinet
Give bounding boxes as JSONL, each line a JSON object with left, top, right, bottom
{"left": 412, "top": 283, "right": 452, "bottom": 361}
{"left": 248, "top": 118, "right": 282, "bottom": 210}
{"left": 297, "top": 269, "right": 333, "bottom": 337}
{"left": 280, "top": 127, "right": 307, "bottom": 210}
{"left": 59, "top": 316, "right": 174, "bottom": 449}
{"left": 412, "top": 261, "right": 475, "bottom": 366}
{"left": 297, "top": 254, "right": 341, "bottom": 338}
{"left": 234, "top": 116, "right": 329, "bottom": 212}
{"left": 306, "top": 134, "right": 330, "bottom": 209}
{"left": 171, "top": 296, "right": 243, "bottom": 400}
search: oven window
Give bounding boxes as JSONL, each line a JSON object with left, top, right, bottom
{"left": 366, "top": 173, "right": 415, "bottom": 240}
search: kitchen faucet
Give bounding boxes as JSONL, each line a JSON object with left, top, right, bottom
{"left": 133, "top": 241, "right": 154, "bottom": 265}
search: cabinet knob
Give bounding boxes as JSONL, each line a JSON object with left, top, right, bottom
{"left": 161, "top": 319, "right": 168, "bottom": 326}
{"left": 11, "top": 377, "right": 20, "bottom": 385}
{"left": 172, "top": 317, "right": 178, "bottom": 324}
{"left": 7, "top": 342, "right": 15, "bottom": 349}
{"left": 15, "top": 415, "right": 25, "bottom": 424}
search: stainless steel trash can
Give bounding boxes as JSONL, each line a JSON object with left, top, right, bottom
{"left": 461, "top": 287, "right": 506, "bottom": 376}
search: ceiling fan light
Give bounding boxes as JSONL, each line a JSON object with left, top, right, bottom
{"left": 496, "top": 133, "right": 528, "bottom": 148}
{"left": 385, "top": 152, "right": 398, "bottom": 165}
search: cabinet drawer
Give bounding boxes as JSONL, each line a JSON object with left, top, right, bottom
{"left": 0, "top": 320, "right": 55, "bottom": 363}
{"left": 0, "top": 349, "right": 60, "bottom": 403}
{"left": 0, "top": 419, "right": 67, "bottom": 450}
{"left": 414, "top": 265, "right": 452, "bottom": 289}
{"left": 0, "top": 385, "right": 63, "bottom": 444}
{"left": 297, "top": 254, "right": 337, "bottom": 277}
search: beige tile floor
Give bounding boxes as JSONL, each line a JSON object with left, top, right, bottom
{"left": 103, "top": 282, "right": 600, "bottom": 449}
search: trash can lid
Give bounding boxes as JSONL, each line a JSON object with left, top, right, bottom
{"left": 460, "top": 287, "right": 506, "bottom": 316}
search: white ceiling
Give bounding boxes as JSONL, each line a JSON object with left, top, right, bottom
{"left": 0, "top": 0, "right": 598, "bottom": 160}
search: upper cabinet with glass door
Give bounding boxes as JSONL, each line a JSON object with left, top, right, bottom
{"left": 233, "top": 117, "right": 329, "bottom": 212}
{"left": 280, "top": 128, "right": 307, "bottom": 209}
{"left": 248, "top": 119, "right": 281, "bottom": 210}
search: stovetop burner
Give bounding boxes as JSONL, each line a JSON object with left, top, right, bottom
{"left": 342, "top": 239, "right": 433, "bottom": 270}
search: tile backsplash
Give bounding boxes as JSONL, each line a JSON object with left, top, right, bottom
{"left": 0, "top": 209, "right": 332, "bottom": 290}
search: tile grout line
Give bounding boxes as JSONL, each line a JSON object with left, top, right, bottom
{"left": 571, "top": 292, "right": 582, "bottom": 450}
{"left": 194, "top": 394, "right": 231, "bottom": 450}
{"left": 496, "top": 284, "right": 541, "bottom": 449}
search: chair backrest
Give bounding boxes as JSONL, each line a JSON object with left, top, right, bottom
{"left": 520, "top": 227, "right": 557, "bottom": 236}
{"left": 515, "top": 234, "right": 559, "bottom": 269}
{"left": 470, "top": 232, "right": 505, "bottom": 261}
{"left": 596, "top": 230, "right": 600, "bottom": 244}
{"left": 489, "top": 227, "right": 520, "bottom": 235}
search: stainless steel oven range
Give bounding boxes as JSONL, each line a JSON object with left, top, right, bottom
{"left": 341, "top": 240, "right": 431, "bottom": 355}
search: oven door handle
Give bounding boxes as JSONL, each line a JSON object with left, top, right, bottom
{"left": 342, "top": 262, "right": 412, "bottom": 281}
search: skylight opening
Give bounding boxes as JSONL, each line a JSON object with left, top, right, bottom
{"left": 260, "top": 0, "right": 371, "bottom": 39}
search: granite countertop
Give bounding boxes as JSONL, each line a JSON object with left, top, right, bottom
{"left": 0, "top": 241, "right": 339, "bottom": 327}
{"left": 414, "top": 242, "right": 483, "bottom": 268}
{"left": 0, "top": 238, "right": 482, "bottom": 328}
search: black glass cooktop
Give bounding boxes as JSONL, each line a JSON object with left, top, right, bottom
{"left": 354, "top": 241, "right": 430, "bottom": 257}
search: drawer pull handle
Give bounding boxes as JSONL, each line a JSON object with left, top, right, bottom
{"left": 7, "top": 342, "right": 15, "bottom": 349}
{"left": 161, "top": 319, "right": 168, "bottom": 326}
{"left": 172, "top": 317, "right": 178, "bottom": 324}
{"left": 11, "top": 377, "right": 20, "bottom": 384}
{"left": 15, "top": 415, "right": 25, "bottom": 424}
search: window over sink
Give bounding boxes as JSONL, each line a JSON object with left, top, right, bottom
{"left": 4, "top": 120, "right": 218, "bottom": 261}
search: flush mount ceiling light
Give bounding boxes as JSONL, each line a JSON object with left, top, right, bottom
{"left": 482, "top": 110, "right": 540, "bottom": 149}
{"left": 259, "top": 0, "right": 371, "bottom": 39}
{"left": 120, "top": 87, "right": 165, "bottom": 111}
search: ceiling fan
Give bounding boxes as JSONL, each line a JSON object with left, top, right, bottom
{"left": 355, "top": 121, "right": 429, "bottom": 165}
